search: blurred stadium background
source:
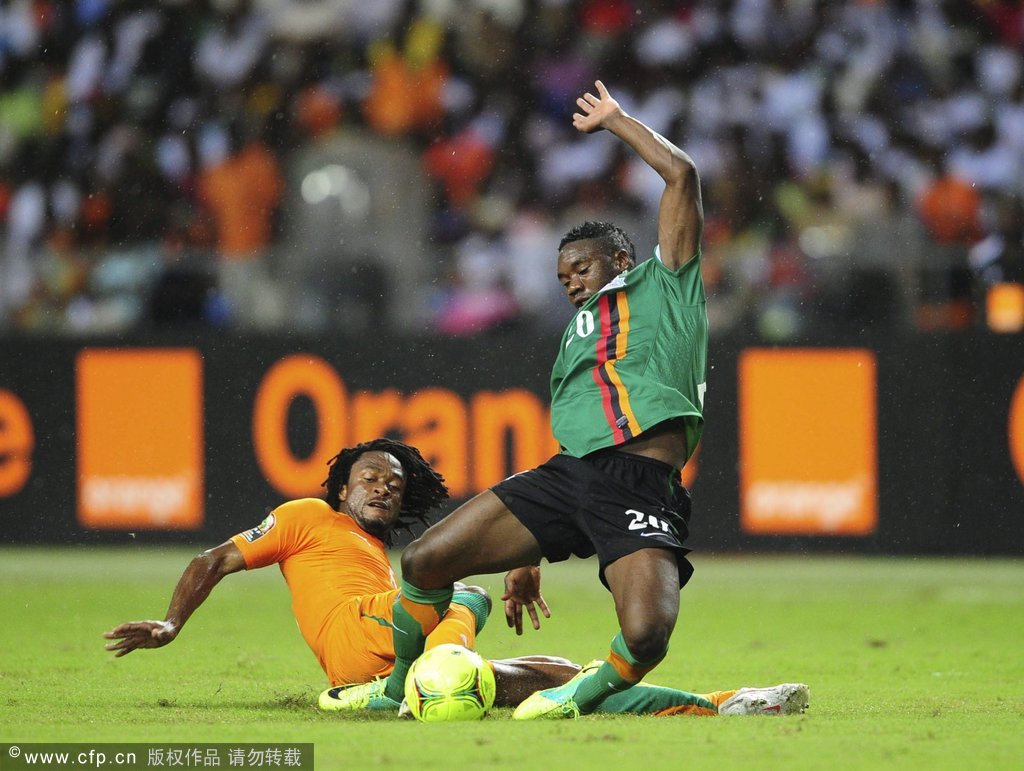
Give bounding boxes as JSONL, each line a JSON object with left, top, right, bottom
{"left": 1, "top": 0, "right": 1023, "bottom": 553}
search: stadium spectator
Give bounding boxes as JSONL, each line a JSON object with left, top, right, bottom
{"left": 192, "top": 0, "right": 269, "bottom": 94}
{"left": 915, "top": 150, "right": 983, "bottom": 330}
{"left": 361, "top": 17, "right": 448, "bottom": 137}
{"left": 196, "top": 120, "right": 285, "bottom": 328}
{"left": 971, "top": 192, "right": 1024, "bottom": 287}
{"left": 328, "top": 80, "right": 809, "bottom": 720}
{"left": 103, "top": 439, "right": 803, "bottom": 717}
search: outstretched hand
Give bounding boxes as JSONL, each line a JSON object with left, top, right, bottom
{"left": 103, "top": 620, "right": 177, "bottom": 657}
{"left": 501, "top": 566, "right": 551, "bottom": 635}
{"left": 572, "top": 80, "right": 623, "bottom": 134}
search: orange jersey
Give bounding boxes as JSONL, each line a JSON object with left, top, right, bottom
{"left": 231, "top": 498, "right": 400, "bottom": 685}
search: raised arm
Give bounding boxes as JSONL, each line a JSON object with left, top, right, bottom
{"left": 573, "top": 80, "right": 703, "bottom": 270}
{"left": 103, "top": 540, "right": 247, "bottom": 656}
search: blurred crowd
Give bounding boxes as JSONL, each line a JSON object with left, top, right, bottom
{"left": 1, "top": 0, "right": 1023, "bottom": 338}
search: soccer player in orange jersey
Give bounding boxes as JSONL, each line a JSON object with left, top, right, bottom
{"left": 103, "top": 439, "right": 588, "bottom": 707}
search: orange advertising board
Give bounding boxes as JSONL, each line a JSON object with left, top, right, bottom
{"left": 0, "top": 389, "right": 34, "bottom": 496}
{"left": 1011, "top": 376, "right": 1024, "bottom": 486}
{"left": 250, "top": 354, "right": 562, "bottom": 500}
{"left": 739, "top": 348, "right": 877, "bottom": 535}
{"left": 77, "top": 349, "right": 204, "bottom": 529}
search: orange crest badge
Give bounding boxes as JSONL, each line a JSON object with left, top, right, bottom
{"left": 241, "top": 513, "right": 277, "bottom": 542}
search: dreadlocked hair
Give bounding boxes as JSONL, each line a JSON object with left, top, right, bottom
{"left": 321, "top": 439, "right": 449, "bottom": 536}
{"left": 559, "top": 220, "right": 637, "bottom": 264}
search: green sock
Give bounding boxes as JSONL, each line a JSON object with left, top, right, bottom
{"left": 451, "top": 590, "right": 491, "bottom": 634}
{"left": 385, "top": 580, "right": 453, "bottom": 702}
{"left": 595, "top": 684, "right": 716, "bottom": 715}
{"left": 573, "top": 633, "right": 665, "bottom": 713}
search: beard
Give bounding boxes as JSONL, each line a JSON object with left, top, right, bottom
{"left": 352, "top": 507, "right": 394, "bottom": 541}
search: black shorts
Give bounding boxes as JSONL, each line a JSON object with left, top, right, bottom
{"left": 491, "top": 450, "right": 694, "bottom": 589}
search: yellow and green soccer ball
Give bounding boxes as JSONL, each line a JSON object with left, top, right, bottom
{"left": 404, "top": 644, "right": 496, "bottom": 722}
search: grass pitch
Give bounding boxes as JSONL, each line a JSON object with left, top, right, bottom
{"left": 1, "top": 547, "right": 1022, "bottom": 770}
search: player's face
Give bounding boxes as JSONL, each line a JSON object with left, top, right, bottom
{"left": 557, "top": 239, "right": 631, "bottom": 309}
{"left": 339, "top": 451, "right": 406, "bottom": 540}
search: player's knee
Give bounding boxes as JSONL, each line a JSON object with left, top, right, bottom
{"left": 400, "top": 537, "right": 452, "bottom": 587}
{"left": 620, "top": 621, "right": 672, "bottom": 664}
{"left": 399, "top": 539, "right": 427, "bottom": 583}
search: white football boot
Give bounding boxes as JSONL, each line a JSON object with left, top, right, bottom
{"left": 718, "top": 683, "right": 810, "bottom": 715}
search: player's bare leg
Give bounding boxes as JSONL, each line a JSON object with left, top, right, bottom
{"left": 513, "top": 548, "right": 681, "bottom": 719}
{"left": 401, "top": 491, "right": 545, "bottom": 586}
{"left": 605, "top": 548, "right": 680, "bottom": 661}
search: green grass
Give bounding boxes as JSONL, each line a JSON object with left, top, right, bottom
{"left": 1, "top": 548, "right": 1022, "bottom": 769}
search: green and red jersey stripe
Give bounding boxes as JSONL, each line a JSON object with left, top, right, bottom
{"left": 591, "top": 292, "right": 641, "bottom": 443}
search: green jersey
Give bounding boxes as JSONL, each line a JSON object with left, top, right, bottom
{"left": 550, "top": 249, "right": 707, "bottom": 461}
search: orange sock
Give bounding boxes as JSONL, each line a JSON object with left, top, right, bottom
{"left": 424, "top": 603, "right": 478, "bottom": 651}
{"left": 607, "top": 648, "right": 660, "bottom": 683}
{"left": 652, "top": 690, "right": 736, "bottom": 717}
{"left": 653, "top": 703, "right": 720, "bottom": 717}
{"left": 701, "top": 690, "right": 737, "bottom": 708}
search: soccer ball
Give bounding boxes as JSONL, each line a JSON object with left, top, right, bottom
{"left": 403, "top": 644, "right": 496, "bottom": 722}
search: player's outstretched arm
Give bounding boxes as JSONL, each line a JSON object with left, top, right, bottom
{"left": 573, "top": 79, "right": 703, "bottom": 270}
{"left": 103, "top": 541, "right": 246, "bottom": 657}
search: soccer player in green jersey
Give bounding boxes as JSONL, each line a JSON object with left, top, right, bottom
{"left": 332, "top": 80, "right": 809, "bottom": 719}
